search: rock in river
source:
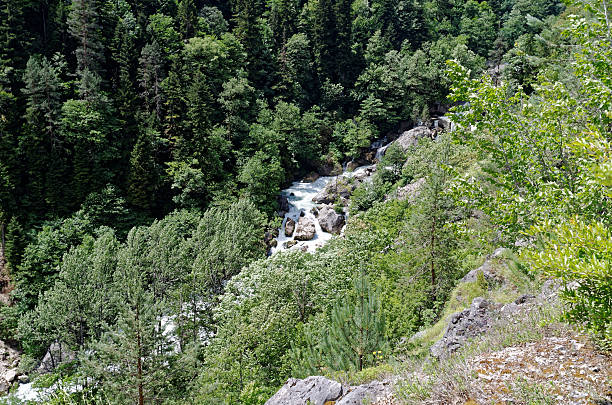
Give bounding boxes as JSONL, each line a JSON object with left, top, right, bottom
{"left": 285, "top": 218, "right": 296, "bottom": 237}
{"left": 294, "top": 217, "right": 316, "bottom": 241}
{"left": 317, "top": 205, "right": 345, "bottom": 234}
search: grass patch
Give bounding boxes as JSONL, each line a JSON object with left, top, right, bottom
{"left": 403, "top": 250, "right": 540, "bottom": 357}
{"left": 508, "top": 377, "right": 556, "bottom": 405}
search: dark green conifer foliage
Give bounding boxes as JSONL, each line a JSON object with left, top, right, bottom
{"left": 177, "top": 0, "right": 197, "bottom": 39}
{"left": 292, "top": 271, "right": 387, "bottom": 374}
{"left": 405, "top": 136, "right": 459, "bottom": 299}
{"left": 138, "top": 40, "right": 165, "bottom": 121}
{"left": 68, "top": 0, "right": 105, "bottom": 76}
{"left": 22, "top": 54, "right": 65, "bottom": 214}
{"left": 111, "top": 13, "right": 140, "bottom": 184}
{"left": 231, "top": 0, "right": 275, "bottom": 95}
{"left": 312, "top": 0, "right": 337, "bottom": 84}
{"left": 84, "top": 227, "right": 168, "bottom": 405}
{"left": 127, "top": 118, "right": 159, "bottom": 212}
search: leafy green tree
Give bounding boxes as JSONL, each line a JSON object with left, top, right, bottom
{"left": 198, "top": 6, "right": 229, "bottom": 37}
{"left": 146, "top": 13, "right": 182, "bottom": 59}
{"left": 460, "top": 0, "right": 498, "bottom": 56}
{"left": 333, "top": 117, "right": 374, "bottom": 160}
{"left": 12, "top": 214, "right": 93, "bottom": 313}
{"left": 60, "top": 95, "right": 116, "bottom": 204}
{"left": 238, "top": 151, "right": 284, "bottom": 213}
{"left": 219, "top": 74, "right": 256, "bottom": 147}
{"left": 19, "top": 229, "right": 120, "bottom": 357}
{"left": 275, "top": 33, "right": 315, "bottom": 107}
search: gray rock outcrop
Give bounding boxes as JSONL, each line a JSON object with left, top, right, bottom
{"left": 312, "top": 178, "right": 359, "bottom": 205}
{"left": 266, "top": 377, "right": 394, "bottom": 405}
{"left": 430, "top": 297, "right": 494, "bottom": 358}
{"left": 294, "top": 217, "right": 316, "bottom": 241}
{"left": 317, "top": 205, "right": 345, "bottom": 234}
{"left": 336, "top": 380, "right": 392, "bottom": 405}
{"left": 377, "top": 126, "right": 434, "bottom": 160}
{"left": 265, "top": 376, "right": 342, "bottom": 405}
{"left": 460, "top": 248, "right": 507, "bottom": 285}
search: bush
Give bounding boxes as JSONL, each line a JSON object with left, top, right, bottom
{"left": 524, "top": 218, "right": 612, "bottom": 348}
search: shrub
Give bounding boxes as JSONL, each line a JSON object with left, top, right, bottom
{"left": 524, "top": 218, "right": 612, "bottom": 348}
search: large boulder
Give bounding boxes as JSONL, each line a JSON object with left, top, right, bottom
{"left": 337, "top": 380, "right": 392, "bottom": 405}
{"left": 376, "top": 126, "right": 434, "bottom": 160}
{"left": 285, "top": 218, "right": 296, "bottom": 237}
{"left": 303, "top": 172, "right": 320, "bottom": 183}
{"left": 294, "top": 217, "right": 316, "bottom": 241}
{"left": 430, "top": 297, "right": 494, "bottom": 358}
{"left": 312, "top": 178, "right": 360, "bottom": 205}
{"left": 37, "top": 341, "right": 76, "bottom": 374}
{"left": 284, "top": 240, "right": 298, "bottom": 249}
{"left": 317, "top": 206, "right": 345, "bottom": 234}
{"left": 395, "top": 126, "right": 434, "bottom": 150}
{"left": 277, "top": 195, "right": 290, "bottom": 216}
{"left": 318, "top": 162, "right": 343, "bottom": 176}
{"left": 265, "top": 376, "right": 343, "bottom": 405}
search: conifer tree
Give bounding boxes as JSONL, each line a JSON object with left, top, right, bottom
{"left": 293, "top": 271, "right": 387, "bottom": 374}
{"left": 177, "top": 0, "right": 197, "bottom": 39}
{"left": 313, "top": 0, "right": 337, "bottom": 84}
{"left": 84, "top": 227, "right": 169, "bottom": 405}
{"left": 21, "top": 54, "right": 66, "bottom": 214}
{"left": 68, "top": 0, "right": 105, "bottom": 76}
{"left": 138, "top": 41, "right": 165, "bottom": 121}
{"left": 127, "top": 118, "right": 159, "bottom": 212}
{"left": 405, "top": 136, "right": 458, "bottom": 299}
{"left": 324, "top": 271, "right": 387, "bottom": 372}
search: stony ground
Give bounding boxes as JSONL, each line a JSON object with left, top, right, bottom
{"left": 469, "top": 333, "right": 612, "bottom": 405}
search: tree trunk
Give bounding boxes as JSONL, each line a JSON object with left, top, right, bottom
{"left": 430, "top": 215, "right": 436, "bottom": 288}
{"left": 0, "top": 221, "right": 6, "bottom": 274}
{"left": 136, "top": 306, "right": 145, "bottom": 405}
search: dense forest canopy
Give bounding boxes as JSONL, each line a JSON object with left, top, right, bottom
{"left": 0, "top": 0, "right": 610, "bottom": 403}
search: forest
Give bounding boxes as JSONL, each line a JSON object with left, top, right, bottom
{"left": 0, "top": 0, "right": 610, "bottom": 403}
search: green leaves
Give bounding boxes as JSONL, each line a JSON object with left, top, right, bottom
{"left": 449, "top": 0, "right": 612, "bottom": 347}
{"left": 524, "top": 218, "right": 612, "bottom": 346}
